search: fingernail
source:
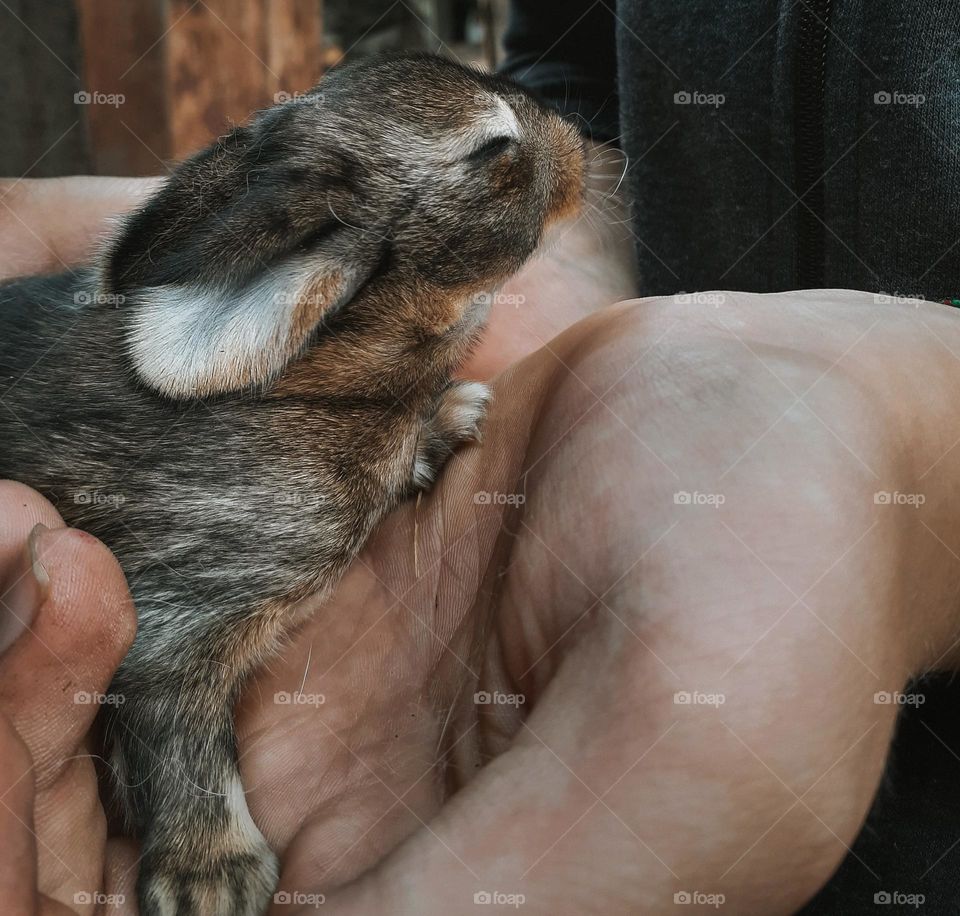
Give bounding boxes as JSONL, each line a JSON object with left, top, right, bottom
{"left": 0, "top": 523, "right": 51, "bottom": 653}
{"left": 28, "top": 523, "right": 51, "bottom": 591}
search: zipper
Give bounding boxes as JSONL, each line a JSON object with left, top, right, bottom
{"left": 794, "top": 0, "right": 833, "bottom": 288}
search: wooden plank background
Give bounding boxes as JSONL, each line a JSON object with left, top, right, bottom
{"left": 0, "top": 0, "right": 505, "bottom": 178}
{"left": 2, "top": 0, "right": 326, "bottom": 177}
{"left": 79, "top": 0, "right": 325, "bottom": 174}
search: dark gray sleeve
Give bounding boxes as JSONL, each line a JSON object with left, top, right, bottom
{"left": 499, "top": 0, "right": 619, "bottom": 142}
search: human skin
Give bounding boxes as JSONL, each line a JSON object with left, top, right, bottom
{"left": 2, "top": 176, "right": 960, "bottom": 914}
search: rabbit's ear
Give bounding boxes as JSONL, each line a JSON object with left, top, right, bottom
{"left": 117, "top": 250, "right": 371, "bottom": 400}
{"left": 100, "top": 119, "right": 381, "bottom": 400}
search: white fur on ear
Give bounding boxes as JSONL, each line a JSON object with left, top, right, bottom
{"left": 490, "top": 95, "right": 521, "bottom": 140}
{"left": 125, "top": 256, "right": 358, "bottom": 399}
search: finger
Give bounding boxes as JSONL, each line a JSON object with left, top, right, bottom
{"left": 0, "top": 711, "right": 38, "bottom": 916}
{"left": 38, "top": 898, "right": 81, "bottom": 916}
{"left": 0, "top": 177, "right": 163, "bottom": 280}
{"left": 0, "top": 715, "right": 73, "bottom": 916}
{"left": 103, "top": 837, "right": 141, "bottom": 915}
{"left": 0, "top": 481, "right": 137, "bottom": 790}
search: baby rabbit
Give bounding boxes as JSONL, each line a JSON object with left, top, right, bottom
{"left": 0, "top": 52, "right": 585, "bottom": 915}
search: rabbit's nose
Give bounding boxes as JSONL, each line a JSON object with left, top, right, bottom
{"left": 545, "top": 121, "right": 587, "bottom": 227}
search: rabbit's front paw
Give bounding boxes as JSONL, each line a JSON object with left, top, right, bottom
{"left": 138, "top": 836, "right": 278, "bottom": 916}
{"left": 413, "top": 381, "right": 491, "bottom": 489}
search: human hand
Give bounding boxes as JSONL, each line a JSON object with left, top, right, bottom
{"left": 247, "top": 290, "right": 960, "bottom": 915}
{"left": 0, "top": 482, "right": 137, "bottom": 914}
{"left": 0, "top": 177, "right": 164, "bottom": 282}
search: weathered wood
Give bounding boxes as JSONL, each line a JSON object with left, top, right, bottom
{"left": 75, "top": 0, "right": 168, "bottom": 175}
{"left": 167, "top": 1, "right": 268, "bottom": 159}
{"left": 68, "top": 0, "right": 324, "bottom": 176}
{"left": 0, "top": 0, "right": 90, "bottom": 176}
{"left": 266, "top": 0, "right": 325, "bottom": 101}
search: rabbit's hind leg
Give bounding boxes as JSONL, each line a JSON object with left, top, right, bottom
{"left": 107, "top": 623, "right": 281, "bottom": 916}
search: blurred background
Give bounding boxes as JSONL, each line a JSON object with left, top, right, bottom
{"left": 1, "top": 0, "right": 510, "bottom": 177}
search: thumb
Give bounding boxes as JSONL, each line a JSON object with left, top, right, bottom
{"left": 0, "top": 711, "right": 38, "bottom": 916}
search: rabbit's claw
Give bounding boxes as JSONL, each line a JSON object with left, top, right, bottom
{"left": 413, "top": 381, "right": 491, "bottom": 490}
{"left": 138, "top": 840, "right": 278, "bottom": 916}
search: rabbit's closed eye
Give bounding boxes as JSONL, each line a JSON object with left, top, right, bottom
{"left": 466, "top": 134, "right": 518, "bottom": 161}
